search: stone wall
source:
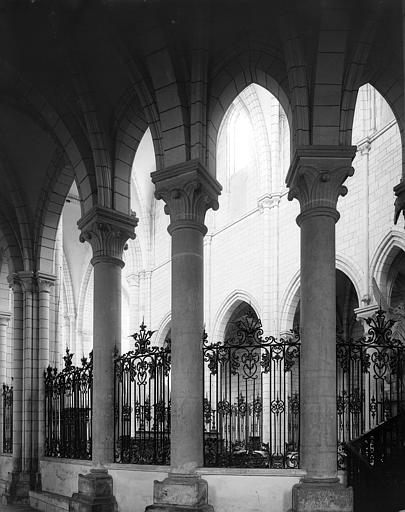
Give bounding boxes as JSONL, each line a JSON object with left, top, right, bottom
{"left": 34, "top": 459, "right": 306, "bottom": 512}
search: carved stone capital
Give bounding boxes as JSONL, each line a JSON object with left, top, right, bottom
{"left": 17, "top": 271, "right": 36, "bottom": 294}
{"left": 151, "top": 160, "right": 222, "bottom": 235}
{"left": 286, "top": 146, "right": 356, "bottom": 220}
{"left": 78, "top": 206, "right": 138, "bottom": 267}
{"left": 7, "top": 274, "right": 22, "bottom": 293}
{"left": 36, "top": 272, "right": 56, "bottom": 293}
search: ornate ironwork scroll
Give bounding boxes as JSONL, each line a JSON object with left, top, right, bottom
{"left": 337, "top": 309, "right": 405, "bottom": 470}
{"left": 203, "top": 312, "right": 300, "bottom": 468}
{"left": 2, "top": 383, "right": 13, "bottom": 453}
{"left": 114, "top": 321, "right": 171, "bottom": 464}
{"left": 44, "top": 349, "right": 92, "bottom": 459}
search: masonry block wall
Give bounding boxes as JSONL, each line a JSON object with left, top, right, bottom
{"left": 143, "top": 83, "right": 403, "bottom": 343}
{"left": 38, "top": 83, "right": 403, "bottom": 361}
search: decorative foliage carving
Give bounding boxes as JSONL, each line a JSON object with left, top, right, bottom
{"left": 286, "top": 147, "right": 356, "bottom": 215}
{"left": 78, "top": 206, "right": 138, "bottom": 262}
{"left": 152, "top": 160, "right": 221, "bottom": 233}
{"left": 288, "top": 165, "right": 354, "bottom": 213}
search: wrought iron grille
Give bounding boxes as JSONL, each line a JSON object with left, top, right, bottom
{"left": 337, "top": 309, "right": 405, "bottom": 470}
{"left": 346, "top": 412, "right": 405, "bottom": 512}
{"left": 114, "top": 322, "right": 171, "bottom": 464}
{"left": 203, "top": 313, "right": 300, "bottom": 468}
{"left": 2, "top": 383, "right": 13, "bottom": 453}
{"left": 44, "top": 349, "right": 92, "bottom": 459}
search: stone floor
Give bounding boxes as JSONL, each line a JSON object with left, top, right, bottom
{"left": 0, "top": 504, "right": 36, "bottom": 511}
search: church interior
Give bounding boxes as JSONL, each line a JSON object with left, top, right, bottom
{"left": 0, "top": 1, "right": 405, "bottom": 511}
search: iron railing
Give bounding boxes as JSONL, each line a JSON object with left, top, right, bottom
{"left": 346, "top": 412, "right": 405, "bottom": 512}
{"left": 203, "top": 313, "right": 300, "bottom": 468}
{"left": 2, "top": 383, "right": 12, "bottom": 453}
{"left": 44, "top": 349, "right": 92, "bottom": 459}
{"left": 337, "top": 309, "right": 405, "bottom": 470}
{"left": 114, "top": 322, "right": 171, "bottom": 464}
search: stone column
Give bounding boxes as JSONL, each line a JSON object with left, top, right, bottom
{"left": 0, "top": 311, "right": 11, "bottom": 456}
{"left": 78, "top": 206, "right": 137, "bottom": 465}
{"left": 54, "top": 220, "right": 64, "bottom": 369}
{"left": 36, "top": 273, "right": 55, "bottom": 464}
{"left": 147, "top": 160, "right": 221, "bottom": 512}
{"left": 127, "top": 273, "right": 140, "bottom": 335}
{"left": 17, "top": 272, "right": 37, "bottom": 483}
{"left": 4, "top": 275, "right": 27, "bottom": 502}
{"left": 286, "top": 146, "right": 356, "bottom": 511}
{"left": 203, "top": 235, "right": 212, "bottom": 335}
{"left": 70, "top": 207, "right": 137, "bottom": 512}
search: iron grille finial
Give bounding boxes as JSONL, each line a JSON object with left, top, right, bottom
{"left": 130, "top": 320, "right": 156, "bottom": 354}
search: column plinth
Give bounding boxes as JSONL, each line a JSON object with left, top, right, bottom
{"left": 146, "top": 474, "right": 213, "bottom": 512}
{"left": 287, "top": 146, "right": 356, "bottom": 511}
{"left": 147, "top": 160, "right": 221, "bottom": 512}
{"left": 69, "top": 468, "right": 118, "bottom": 512}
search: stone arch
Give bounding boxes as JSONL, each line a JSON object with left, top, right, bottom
{"left": 154, "top": 312, "right": 171, "bottom": 348}
{"left": 207, "top": 48, "right": 293, "bottom": 176}
{"left": 0, "top": 59, "right": 99, "bottom": 212}
{"left": 339, "top": 6, "right": 383, "bottom": 146}
{"left": 366, "top": 69, "right": 404, "bottom": 165}
{"left": 211, "top": 290, "right": 261, "bottom": 343}
{"left": 336, "top": 253, "right": 363, "bottom": 307}
{"left": 35, "top": 155, "right": 76, "bottom": 275}
{"left": 76, "top": 262, "right": 94, "bottom": 357}
{"left": 114, "top": 104, "right": 149, "bottom": 214}
{"left": 66, "top": 59, "right": 113, "bottom": 209}
{"left": 62, "top": 254, "right": 76, "bottom": 319}
{"left": 123, "top": 237, "right": 143, "bottom": 277}
{"left": 280, "top": 259, "right": 362, "bottom": 335}
{"left": 217, "top": 85, "right": 275, "bottom": 194}
{"left": 370, "top": 230, "right": 405, "bottom": 303}
{"left": 280, "top": 270, "right": 300, "bottom": 333}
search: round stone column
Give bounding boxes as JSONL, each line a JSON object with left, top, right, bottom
{"left": 298, "top": 207, "right": 339, "bottom": 479}
{"left": 5, "top": 275, "right": 27, "bottom": 502}
{"left": 78, "top": 207, "right": 137, "bottom": 466}
{"left": 286, "top": 146, "right": 356, "bottom": 511}
{"left": 147, "top": 160, "right": 221, "bottom": 512}
{"left": 169, "top": 222, "right": 205, "bottom": 471}
{"left": 0, "top": 311, "right": 11, "bottom": 455}
{"left": 36, "top": 273, "right": 55, "bottom": 460}
{"left": 18, "top": 272, "right": 36, "bottom": 476}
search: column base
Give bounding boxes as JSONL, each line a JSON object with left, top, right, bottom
{"left": 145, "top": 474, "right": 214, "bottom": 512}
{"left": 291, "top": 480, "right": 353, "bottom": 512}
{"left": 69, "top": 468, "right": 118, "bottom": 512}
{"left": 2, "top": 471, "right": 31, "bottom": 504}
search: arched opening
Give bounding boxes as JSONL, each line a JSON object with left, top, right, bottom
{"left": 204, "top": 300, "right": 300, "bottom": 469}
{"left": 292, "top": 270, "right": 362, "bottom": 339}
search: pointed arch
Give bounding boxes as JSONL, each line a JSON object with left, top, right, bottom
{"left": 211, "top": 290, "right": 261, "bottom": 343}
{"left": 370, "top": 230, "right": 405, "bottom": 301}
{"left": 154, "top": 312, "right": 171, "bottom": 347}
{"left": 280, "top": 270, "right": 300, "bottom": 333}
{"left": 207, "top": 46, "right": 292, "bottom": 177}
